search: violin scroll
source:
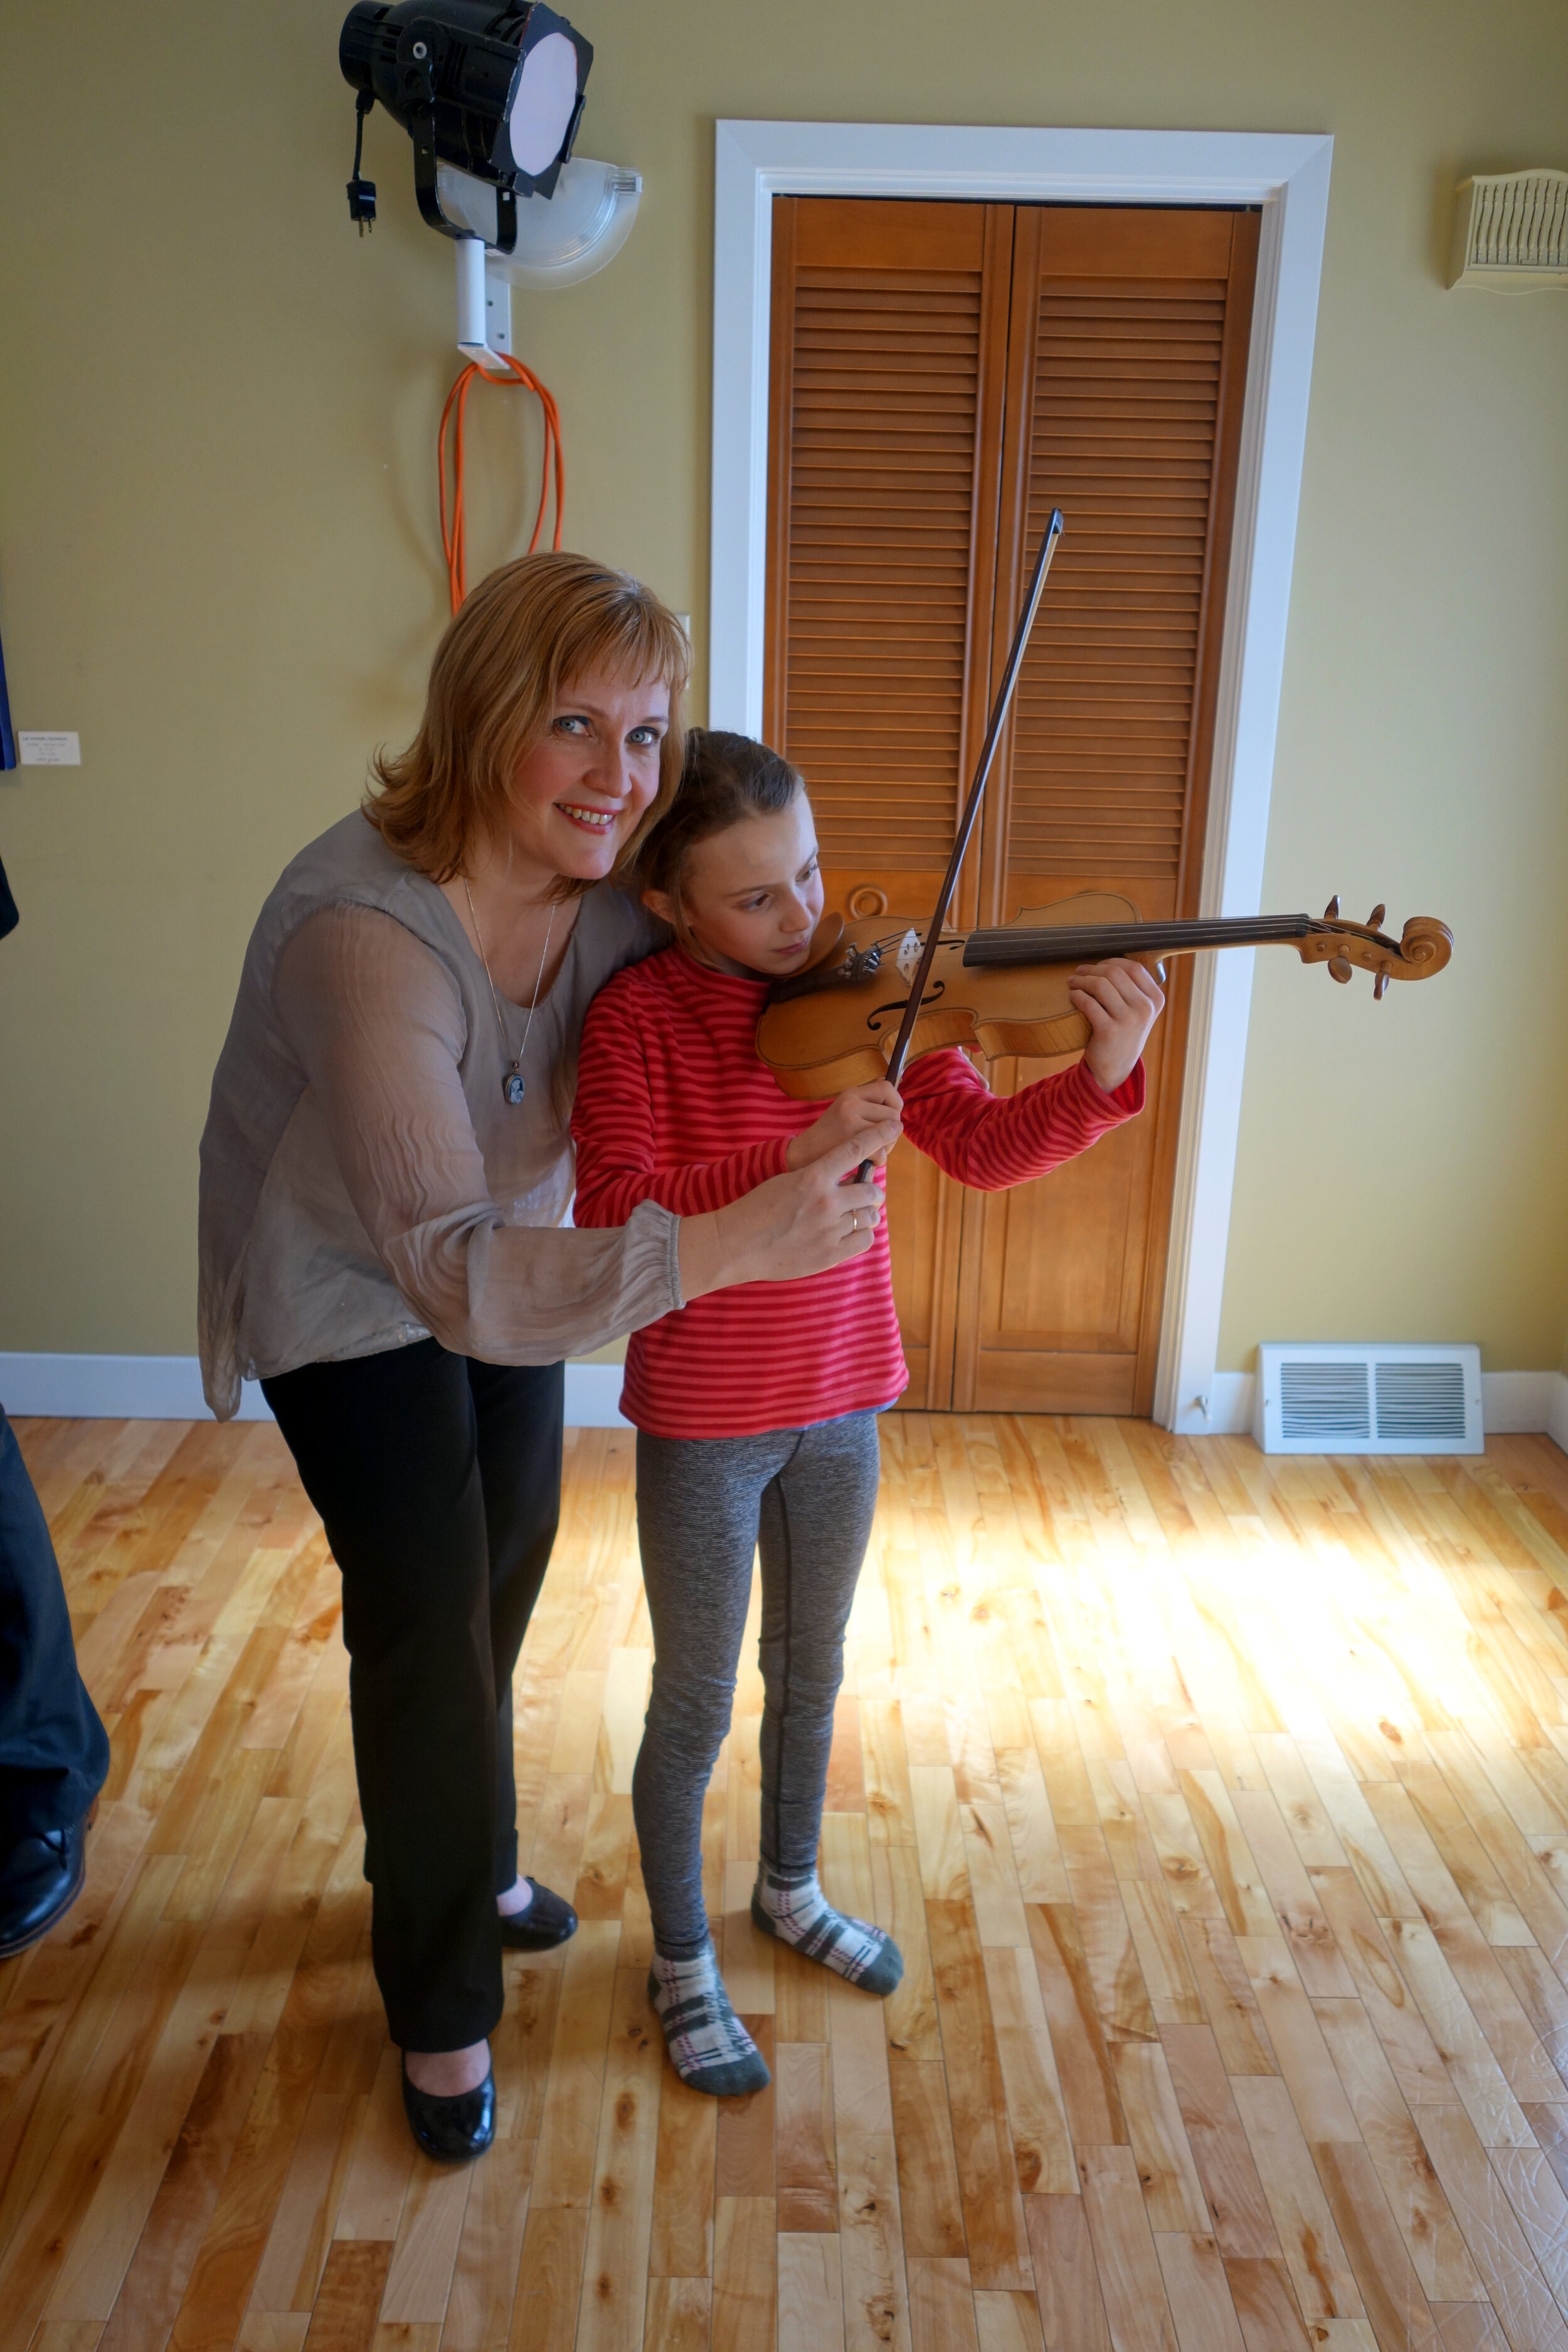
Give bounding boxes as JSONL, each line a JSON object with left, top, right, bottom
{"left": 1296, "top": 911, "right": 1453, "bottom": 991}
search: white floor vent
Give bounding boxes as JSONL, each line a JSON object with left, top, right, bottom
{"left": 1255, "top": 1343, "right": 1482, "bottom": 1454}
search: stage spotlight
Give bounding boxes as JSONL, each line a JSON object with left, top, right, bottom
{"left": 339, "top": 1, "right": 593, "bottom": 249}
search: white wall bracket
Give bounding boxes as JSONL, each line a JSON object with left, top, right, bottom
{"left": 455, "top": 235, "right": 514, "bottom": 371}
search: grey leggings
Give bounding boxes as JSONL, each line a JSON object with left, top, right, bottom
{"left": 632, "top": 1411, "right": 882, "bottom": 1958}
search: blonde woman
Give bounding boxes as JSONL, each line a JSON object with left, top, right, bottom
{"left": 198, "top": 554, "right": 898, "bottom": 2160}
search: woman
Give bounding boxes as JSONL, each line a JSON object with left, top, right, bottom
{"left": 198, "top": 553, "right": 898, "bottom": 2161}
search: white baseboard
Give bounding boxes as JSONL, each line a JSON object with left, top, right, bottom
{"left": 0, "top": 1353, "right": 630, "bottom": 1429}
{"left": 1552, "top": 1374, "right": 1568, "bottom": 1456}
{"left": 1, "top": 1352, "right": 1560, "bottom": 1450}
{"left": 1187, "top": 1367, "right": 1568, "bottom": 1444}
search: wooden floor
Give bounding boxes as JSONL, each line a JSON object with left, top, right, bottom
{"left": 9, "top": 1422, "right": 1568, "bottom": 2352}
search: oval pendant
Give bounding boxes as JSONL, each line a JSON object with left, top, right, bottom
{"left": 502, "top": 1070, "right": 527, "bottom": 1107}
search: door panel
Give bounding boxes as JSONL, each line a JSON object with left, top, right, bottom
{"left": 764, "top": 198, "right": 1012, "bottom": 1402}
{"left": 956, "top": 206, "right": 1259, "bottom": 1413}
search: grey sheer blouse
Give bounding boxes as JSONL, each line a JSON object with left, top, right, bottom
{"left": 198, "top": 811, "right": 681, "bottom": 1420}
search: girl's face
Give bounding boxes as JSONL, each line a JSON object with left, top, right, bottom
{"left": 501, "top": 665, "right": 671, "bottom": 885}
{"left": 648, "top": 792, "right": 825, "bottom": 979}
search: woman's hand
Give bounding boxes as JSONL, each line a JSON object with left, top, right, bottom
{"left": 1069, "top": 958, "right": 1166, "bottom": 1094}
{"left": 784, "top": 1079, "right": 904, "bottom": 1172}
{"left": 678, "top": 1126, "right": 899, "bottom": 1300}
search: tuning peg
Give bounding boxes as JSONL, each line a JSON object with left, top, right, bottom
{"left": 1323, "top": 894, "right": 1340, "bottom": 920}
{"left": 1367, "top": 903, "right": 1386, "bottom": 931}
{"left": 1328, "top": 953, "right": 1353, "bottom": 984}
{"left": 1373, "top": 970, "right": 1389, "bottom": 1001}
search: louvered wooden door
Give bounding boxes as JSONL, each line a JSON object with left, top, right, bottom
{"left": 764, "top": 198, "right": 1259, "bottom": 1412}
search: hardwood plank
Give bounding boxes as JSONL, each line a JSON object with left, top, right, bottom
{"left": 1026, "top": 1902, "right": 1128, "bottom": 2143}
{"left": 1078, "top": 2143, "right": 1180, "bottom": 2352}
{"left": 378, "top": 2160, "right": 472, "bottom": 2326}
{"left": 1311, "top": 2137, "right": 1441, "bottom": 2352}
{"left": 1155, "top": 2231, "right": 1248, "bottom": 2352}
{"left": 973, "top": 2290, "right": 1047, "bottom": 2352}
{"left": 439, "top": 2130, "right": 533, "bottom": 2351}
{"left": 984, "top": 1946, "right": 1078, "bottom": 2198}
{"left": 508, "top": 2207, "right": 590, "bottom": 2352}
{"left": 575, "top": 1969, "right": 662, "bottom": 2352}
{"left": 1229, "top": 2077, "right": 1366, "bottom": 2328}
{"left": 777, "top": 2042, "right": 838, "bottom": 2233}
{"left": 1160, "top": 2023, "right": 1280, "bottom": 2259}
{"left": 886, "top": 2050, "right": 967, "bottom": 2261}
{"left": 1414, "top": 2107, "right": 1568, "bottom": 2352}
{"left": 647, "top": 2067, "right": 717, "bottom": 2280}
{"left": 639, "top": 2278, "right": 709, "bottom": 2352}
{"left": 830, "top": 1978, "right": 914, "bottom": 2352}
{"left": 780, "top": 2233, "right": 845, "bottom": 2352}
{"left": 1111, "top": 2041, "right": 1210, "bottom": 2230}
{"left": 908, "top": 2259, "right": 980, "bottom": 2352}
{"left": 710, "top": 2198, "right": 775, "bottom": 2352}
{"left": 1222, "top": 2257, "right": 1312, "bottom": 2352}
{"left": 1024, "top": 2195, "right": 1111, "bottom": 2352}
{"left": 926, "top": 1899, "right": 1033, "bottom": 2288}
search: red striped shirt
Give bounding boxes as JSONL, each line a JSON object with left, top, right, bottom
{"left": 570, "top": 945, "right": 1144, "bottom": 1438}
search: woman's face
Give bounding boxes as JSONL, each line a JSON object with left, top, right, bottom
{"left": 502, "top": 666, "right": 671, "bottom": 884}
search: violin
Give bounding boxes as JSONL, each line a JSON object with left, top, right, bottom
{"left": 761, "top": 507, "right": 1452, "bottom": 1117}
{"left": 757, "top": 891, "right": 1454, "bottom": 1099}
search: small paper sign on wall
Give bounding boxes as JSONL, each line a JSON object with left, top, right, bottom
{"left": 17, "top": 732, "right": 80, "bottom": 766}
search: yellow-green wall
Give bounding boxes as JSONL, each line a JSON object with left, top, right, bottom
{"left": 1, "top": 1, "right": 1564, "bottom": 1376}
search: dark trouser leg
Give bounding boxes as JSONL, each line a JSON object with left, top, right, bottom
{"left": 0, "top": 1407, "right": 110, "bottom": 1843}
{"left": 632, "top": 1429, "right": 787, "bottom": 1957}
{"left": 262, "top": 1342, "right": 563, "bottom": 2052}
{"left": 468, "top": 1358, "right": 563, "bottom": 1895}
{"left": 757, "top": 1411, "right": 882, "bottom": 1876}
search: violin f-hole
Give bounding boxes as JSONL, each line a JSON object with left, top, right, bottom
{"left": 866, "top": 979, "right": 945, "bottom": 1037}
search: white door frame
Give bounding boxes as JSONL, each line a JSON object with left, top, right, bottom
{"left": 708, "top": 120, "right": 1333, "bottom": 1432}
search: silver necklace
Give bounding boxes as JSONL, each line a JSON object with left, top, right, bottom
{"left": 463, "top": 879, "right": 556, "bottom": 1108}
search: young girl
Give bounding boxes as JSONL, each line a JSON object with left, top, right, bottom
{"left": 570, "top": 731, "right": 1163, "bottom": 2096}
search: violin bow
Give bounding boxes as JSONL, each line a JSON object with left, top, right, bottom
{"left": 855, "top": 507, "right": 1064, "bottom": 1178}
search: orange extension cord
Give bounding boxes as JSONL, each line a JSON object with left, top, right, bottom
{"left": 438, "top": 351, "right": 564, "bottom": 613}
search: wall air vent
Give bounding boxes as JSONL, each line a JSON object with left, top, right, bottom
{"left": 1256, "top": 1343, "right": 1482, "bottom": 1455}
{"left": 1449, "top": 171, "right": 1568, "bottom": 291}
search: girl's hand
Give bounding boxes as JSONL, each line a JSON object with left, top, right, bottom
{"left": 784, "top": 1079, "right": 904, "bottom": 1172}
{"left": 679, "top": 1129, "right": 899, "bottom": 1298}
{"left": 1069, "top": 958, "right": 1166, "bottom": 1094}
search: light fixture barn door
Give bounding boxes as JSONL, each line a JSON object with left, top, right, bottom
{"left": 956, "top": 205, "right": 1260, "bottom": 1413}
{"left": 763, "top": 196, "right": 1014, "bottom": 1406}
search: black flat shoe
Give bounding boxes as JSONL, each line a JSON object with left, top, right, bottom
{"left": 497, "top": 1878, "right": 578, "bottom": 1951}
{"left": 0, "top": 1818, "right": 88, "bottom": 1961}
{"left": 400, "top": 2057, "right": 496, "bottom": 2161}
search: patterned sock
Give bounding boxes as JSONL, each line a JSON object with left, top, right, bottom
{"left": 647, "top": 1942, "right": 770, "bottom": 2098}
{"left": 750, "top": 1862, "right": 904, "bottom": 1994}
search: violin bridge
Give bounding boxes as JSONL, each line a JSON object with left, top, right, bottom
{"left": 896, "top": 928, "right": 923, "bottom": 983}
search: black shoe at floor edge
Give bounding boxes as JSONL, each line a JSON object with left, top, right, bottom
{"left": 400, "top": 2057, "right": 496, "bottom": 2161}
{"left": 0, "top": 1818, "right": 89, "bottom": 1961}
{"left": 497, "top": 1878, "right": 578, "bottom": 1951}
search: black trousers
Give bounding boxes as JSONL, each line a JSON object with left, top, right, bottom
{"left": 262, "top": 1341, "right": 563, "bottom": 2052}
{"left": 0, "top": 1407, "right": 110, "bottom": 1843}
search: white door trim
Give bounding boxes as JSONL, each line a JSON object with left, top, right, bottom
{"left": 709, "top": 120, "right": 1333, "bottom": 1431}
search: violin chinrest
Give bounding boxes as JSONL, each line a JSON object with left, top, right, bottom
{"left": 801, "top": 913, "right": 845, "bottom": 970}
